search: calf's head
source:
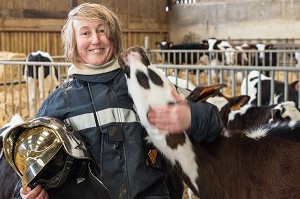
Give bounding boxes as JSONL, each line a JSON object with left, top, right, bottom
{"left": 118, "top": 46, "right": 167, "bottom": 91}
{"left": 118, "top": 46, "right": 150, "bottom": 77}
{"left": 271, "top": 101, "right": 300, "bottom": 122}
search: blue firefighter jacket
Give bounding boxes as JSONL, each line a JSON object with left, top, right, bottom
{"left": 31, "top": 65, "right": 222, "bottom": 198}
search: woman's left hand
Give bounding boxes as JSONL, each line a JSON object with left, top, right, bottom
{"left": 147, "top": 89, "right": 191, "bottom": 133}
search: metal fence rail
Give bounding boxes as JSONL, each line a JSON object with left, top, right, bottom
{"left": 1, "top": 49, "right": 300, "bottom": 125}
{"left": 149, "top": 49, "right": 300, "bottom": 66}
{"left": 156, "top": 64, "right": 300, "bottom": 105}
{"left": 0, "top": 61, "right": 71, "bottom": 124}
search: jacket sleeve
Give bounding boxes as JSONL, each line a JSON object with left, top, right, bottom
{"left": 186, "top": 101, "right": 223, "bottom": 142}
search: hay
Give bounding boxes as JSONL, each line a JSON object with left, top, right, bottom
{"left": 0, "top": 51, "right": 28, "bottom": 127}
{"left": 0, "top": 51, "right": 26, "bottom": 60}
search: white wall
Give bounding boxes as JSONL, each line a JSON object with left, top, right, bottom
{"left": 168, "top": 0, "right": 300, "bottom": 43}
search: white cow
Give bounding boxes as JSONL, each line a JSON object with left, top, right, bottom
{"left": 24, "top": 51, "right": 59, "bottom": 118}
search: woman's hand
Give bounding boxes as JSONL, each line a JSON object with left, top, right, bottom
{"left": 147, "top": 89, "right": 191, "bottom": 133}
{"left": 20, "top": 185, "right": 49, "bottom": 199}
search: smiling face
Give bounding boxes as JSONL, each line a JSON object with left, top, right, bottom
{"left": 73, "top": 19, "right": 114, "bottom": 65}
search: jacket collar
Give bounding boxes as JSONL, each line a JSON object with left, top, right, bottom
{"left": 68, "top": 58, "right": 120, "bottom": 76}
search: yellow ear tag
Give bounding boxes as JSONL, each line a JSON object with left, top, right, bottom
{"left": 232, "top": 104, "right": 241, "bottom": 111}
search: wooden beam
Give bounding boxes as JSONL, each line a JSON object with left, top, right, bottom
{"left": 23, "top": 9, "right": 67, "bottom": 19}
{"left": 69, "top": 0, "right": 78, "bottom": 9}
{"left": 0, "top": 18, "right": 65, "bottom": 31}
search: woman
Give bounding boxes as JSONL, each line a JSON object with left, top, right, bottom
{"left": 18, "top": 3, "right": 222, "bottom": 199}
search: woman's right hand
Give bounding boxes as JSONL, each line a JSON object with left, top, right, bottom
{"left": 20, "top": 185, "right": 49, "bottom": 199}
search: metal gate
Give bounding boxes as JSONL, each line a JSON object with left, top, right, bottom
{"left": 0, "top": 48, "right": 299, "bottom": 126}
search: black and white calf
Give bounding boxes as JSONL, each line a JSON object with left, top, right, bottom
{"left": 155, "top": 40, "right": 209, "bottom": 65}
{"left": 241, "top": 70, "right": 299, "bottom": 107}
{"left": 234, "top": 43, "right": 257, "bottom": 66}
{"left": 118, "top": 46, "right": 199, "bottom": 195}
{"left": 207, "top": 38, "right": 234, "bottom": 65}
{"left": 295, "top": 51, "right": 299, "bottom": 67}
{"left": 188, "top": 84, "right": 300, "bottom": 130}
{"left": 155, "top": 40, "right": 209, "bottom": 76}
{"left": 119, "top": 48, "right": 300, "bottom": 198}
{"left": 271, "top": 101, "right": 300, "bottom": 122}
{"left": 0, "top": 115, "right": 25, "bottom": 199}
{"left": 24, "top": 51, "right": 59, "bottom": 118}
{"left": 255, "top": 44, "right": 278, "bottom": 77}
{"left": 206, "top": 38, "right": 236, "bottom": 84}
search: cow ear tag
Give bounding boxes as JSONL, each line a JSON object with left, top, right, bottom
{"left": 232, "top": 104, "right": 241, "bottom": 111}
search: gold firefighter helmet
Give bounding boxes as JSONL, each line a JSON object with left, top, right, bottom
{"left": 3, "top": 117, "right": 92, "bottom": 189}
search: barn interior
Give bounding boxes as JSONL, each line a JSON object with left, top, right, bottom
{"left": 0, "top": 0, "right": 299, "bottom": 128}
{"left": 1, "top": 1, "right": 300, "bottom": 199}
{"left": 0, "top": 0, "right": 299, "bottom": 135}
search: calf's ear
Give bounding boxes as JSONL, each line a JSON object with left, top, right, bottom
{"left": 230, "top": 95, "right": 250, "bottom": 111}
{"left": 118, "top": 54, "right": 131, "bottom": 78}
{"left": 290, "top": 81, "right": 299, "bottom": 91}
{"left": 138, "top": 47, "right": 151, "bottom": 67}
{"left": 117, "top": 54, "right": 125, "bottom": 68}
{"left": 187, "top": 84, "right": 226, "bottom": 103}
{"left": 155, "top": 41, "right": 161, "bottom": 47}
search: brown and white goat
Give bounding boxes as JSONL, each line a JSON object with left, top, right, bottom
{"left": 118, "top": 46, "right": 300, "bottom": 199}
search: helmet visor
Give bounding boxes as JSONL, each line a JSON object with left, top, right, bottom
{"left": 14, "top": 126, "right": 62, "bottom": 187}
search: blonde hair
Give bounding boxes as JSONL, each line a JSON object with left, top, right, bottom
{"left": 61, "top": 3, "right": 123, "bottom": 63}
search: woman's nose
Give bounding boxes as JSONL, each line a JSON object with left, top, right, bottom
{"left": 91, "top": 33, "right": 101, "bottom": 44}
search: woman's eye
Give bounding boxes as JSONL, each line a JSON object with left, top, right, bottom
{"left": 80, "top": 31, "right": 90, "bottom": 36}
{"left": 97, "top": 29, "right": 106, "bottom": 35}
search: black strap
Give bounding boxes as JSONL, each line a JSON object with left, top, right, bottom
{"left": 87, "top": 82, "right": 103, "bottom": 172}
{"left": 34, "top": 155, "right": 74, "bottom": 189}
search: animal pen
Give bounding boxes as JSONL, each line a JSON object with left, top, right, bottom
{"left": 0, "top": 48, "right": 300, "bottom": 127}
